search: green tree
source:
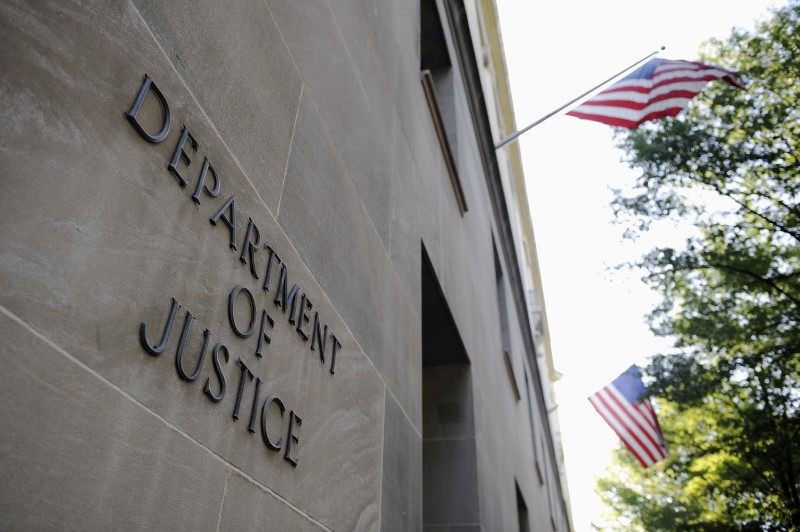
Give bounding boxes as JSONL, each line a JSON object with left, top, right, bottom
{"left": 598, "top": 2, "right": 800, "bottom": 529}
{"left": 596, "top": 401, "right": 758, "bottom": 531}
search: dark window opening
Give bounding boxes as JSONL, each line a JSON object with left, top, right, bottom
{"left": 516, "top": 482, "right": 530, "bottom": 532}
{"left": 420, "top": 0, "right": 451, "bottom": 72}
{"left": 421, "top": 244, "right": 479, "bottom": 528}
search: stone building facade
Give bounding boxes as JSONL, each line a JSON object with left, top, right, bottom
{"left": 0, "top": 0, "right": 572, "bottom": 530}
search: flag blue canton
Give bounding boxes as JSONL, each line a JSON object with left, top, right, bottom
{"left": 612, "top": 365, "right": 647, "bottom": 404}
{"left": 623, "top": 58, "right": 665, "bottom": 81}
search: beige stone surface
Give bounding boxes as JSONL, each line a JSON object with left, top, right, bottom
{"left": 0, "top": 310, "right": 229, "bottom": 530}
{"left": 387, "top": 111, "right": 435, "bottom": 319}
{"left": 131, "top": 0, "right": 303, "bottom": 217}
{"left": 265, "top": 0, "right": 393, "bottom": 246}
{"left": 0, "top": 2, "right": 383, "bottom": 530}
{"left": 278, "top": 90, "right": 421, "bottom": 432}
{"left": 380, "top": 389, "right": 422, "bottom": 531}
{"left": 217, "top": 471, "right": 325, "bottom": 531}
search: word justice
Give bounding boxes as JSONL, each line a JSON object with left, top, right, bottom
{"left": 139, "top": 294, "right": 302, "bottom": 466}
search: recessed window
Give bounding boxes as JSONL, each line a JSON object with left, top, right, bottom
{"left": 524, "top": 368, "right": 543, "bottom": 483}
{"left": 516, "top": 482, "right": 530, "bottom": 532}
{"left": 421, "top": 245, "right": 478, "bottom": 527}
{"left": 420, "top": 0, "right": 467, "bottom": 215}
{"left": 494, "top": 241, "right": 519, "bottom": 400}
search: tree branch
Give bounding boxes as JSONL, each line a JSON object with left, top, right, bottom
{"left": 704, "top": 260, "right": 800, "bottom": 307}
{"left": 689, "top": 173, "right": 800, "bottom": 242}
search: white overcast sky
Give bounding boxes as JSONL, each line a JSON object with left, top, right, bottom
{"left": 494, "top": 1, "right": 781, "bottom": 529}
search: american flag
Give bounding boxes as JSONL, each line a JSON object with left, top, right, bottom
{"left": 588, "top": 365, "right": 668, "bottom": 468}
{"left": 566, "top": 58, "right": 744, "bottom": 129}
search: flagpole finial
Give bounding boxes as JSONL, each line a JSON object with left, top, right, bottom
{"left": 660, "top": 45, "right": 666, "bottom": 50}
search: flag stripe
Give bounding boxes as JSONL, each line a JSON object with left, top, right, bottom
{"left": 576, "top": 90, "right": 702, "bottom": 110}
{"left": 605, "top": 386, "right": 667, "bottom": 455}
{"left": 599, "top": 81, "right": 713, "bottom": 98}
{"left": 567, "top": 105, "right": 685, "bottom": 129}
{"left": 587, "top": 365, "right": 669, "bottom": 468}
{"left": 573, "top": 97, "right": 692, "bottom": 117}
{"left": 592, "top": 77, "right": 725, "bottom": 102}
{"left": 639, "top": 400, "right": 660, "bottom": 434}
{"left": 592, "top": 387, "right": 664, "bottom": 463}
{"left": 588, "top": 394, "right": 655, "bottom": 467}
{"left": 566, "top": 58, "right": 743, "bottom": 129}
{"left": 590, "top": 394, "right": 658, "bottom": 467}
{"left": 641, "top": 401, "right": 668, "bottom": 452}
{"left": 589, "top": 392, "right": 657, "bottom": 467}
{"left": 605, "top": 72, "right": 738, "bottom": 94}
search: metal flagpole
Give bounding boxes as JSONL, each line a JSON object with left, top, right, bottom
{"left": 495, "top": 46, "right": 665, "bottom": 150}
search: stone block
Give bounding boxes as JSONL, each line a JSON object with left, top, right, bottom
{"left": 380, "top": 390, "right": 422, "bottom": 532}
{"left": 329, "top": 0, "right": 396, "bottom": 149}
{"left": 387, "top": 109, "right": 435, "bottom": 319}
{"left": 474, "top": 434, "right": 510, "bottom": 532}
{"left": 422, "top": 438, "right": 480, "bottom": 526}
{"left": 424, "top": 526, "right": 481, "bottom": 532}
{"left": 266, "top": 0, "right": 393, "bottom": 245}
{"left": 132, "top": 0, "right": 302, "bottom": 216}
{"left": 393, "top": 30, "right": 446, "bottom": 212}
{"left": 366, "top": 0, "right": 421, "bottom": 101}
{"left": 217, "top": 471, "right": 324, "bottom": 531}
{"left": 0, "top": 311, "right": 228, "bottom": 531}
{"left": 278, "top": 90, "right": 422, "bottom": 431}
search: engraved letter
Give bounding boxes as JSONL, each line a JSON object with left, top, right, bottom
{"left": 310, "top": 312, "right": 328, "bottom": 364}
{"left": 262, "top": 245, "right": 280, "bottom": 292}
{"left": 239, "top": 218, "right": 261, "bottom": 280}
{"left": 248, "top": 378, "right": 262, "bottom": 433}
{"left": 174, "top": 312, "right": 211, "bottom": 382}
{"left": 295, "top": 295, "right": 311, "bottom": 342}
{"left": 167, "top": 125, "right": 199, "bottom": 188}
{"left": 191, "top": 157, "right": 221, "bottom": 205}
{"left": 255, "top": 309, "right": 274, "bottom": 359}
{"left": 284, "top": 410, "right": 302, "bottom": 467}
{"left": 139, "top": 297, "right": 181, "bottom": 356}
{"left": 203, "top": 343, "right": 229, "bottom": 402}
{"left": 228, "top": 284, "right": 257, "bottom": 338}
{"left": 209, "top": 195, "right": 237, "bottom": 251}
{"left": 285, "top": 284, "right": 301, "bottom": 324}
{"left": 125, "top": 74, "right": 170, "bottom": 143}
{"left": 273, "top": 264, "right": 288, "bottom": 311}
{"left": 260, "top": 395, "right": 286, "bottom": 451}
{"left": 232, "top": 357, "right": 254, "bottom": 421}
{"left": 329, "top": 333, "right": 342, "bottom": 375}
